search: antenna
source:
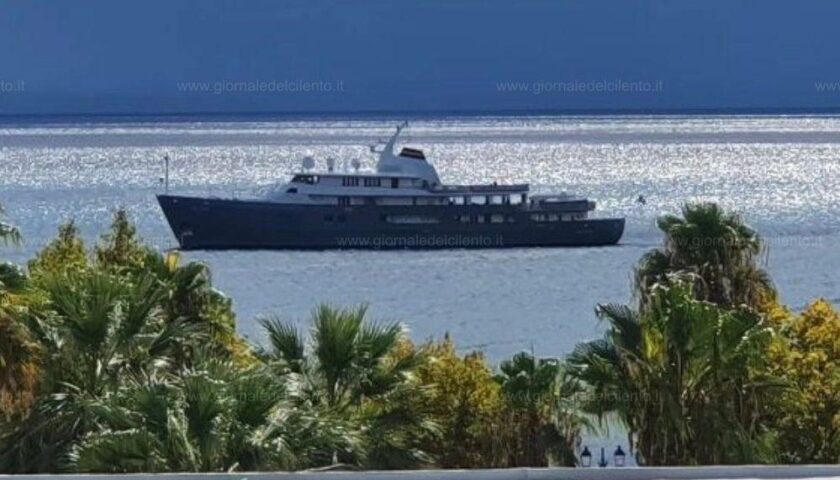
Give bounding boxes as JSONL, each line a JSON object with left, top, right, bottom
{"left": 164, "top": 155, "right": 170, "bottom": 194}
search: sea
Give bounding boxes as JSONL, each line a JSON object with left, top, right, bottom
{"left": 2, "top": 115, "right": 840, "bottom": 362}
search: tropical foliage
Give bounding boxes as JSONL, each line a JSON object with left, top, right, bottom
{"left": 568, "top": 202, "right": 840, "bottom": 466}
{"left": 1, "top": 203, "right": 840, "bottom": 471}
{"left": 0, "top": 310, "right": 38, "bottom": 421}
{"left": 0, "top": 210, "right": 258, "bottom": 472}
{"left": 635, "top": 202, "right": 775, "bottom": 310}
{"left": 412, "top": 336, "right": 504, "bottom": 468}
{"left": 0, "top": 204, "right": 36, "bottom": 421}
{"left": 494, "top": 352, "right": 588, "bottom": 467}
{"left": 259, "top": 304, "right": 436, "bottom": 469}
{"left": 763, "top": 300, "right": 840, "bottom": 463}
{"left": 68, "top": 356, "right": 343, "bottom": 472}
{"left": 2, "top": 210, "right": 590, "bottom": 472}
{"left": 568, "top": 280, "right": 778, "bottom": 465}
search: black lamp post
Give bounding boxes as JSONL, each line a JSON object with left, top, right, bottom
{"left": 614, "top": 445, "right": 626, "bottom": 467}
{"left": 580, "top": 446, "right": 592, "bottom": 468}
{"left": 598, "top": 447, "right": 608, "bottom": 468}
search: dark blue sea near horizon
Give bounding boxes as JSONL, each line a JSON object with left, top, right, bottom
{"left": 2, "top": 115, "right": 840, "bottom": 361}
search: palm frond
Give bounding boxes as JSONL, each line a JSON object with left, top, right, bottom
{"left": 0, "top": 221, "right": 22, "bottom": 247}
{"left": 260, "top": 316, "right": 305, "bottom": 367}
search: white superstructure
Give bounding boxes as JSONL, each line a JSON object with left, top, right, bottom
{"left": 265, "top": 122, "right": 535, "bottom": 207}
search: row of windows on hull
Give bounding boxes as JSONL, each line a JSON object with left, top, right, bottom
{"left": 327, "top": 196, "right": 526, "bottom": 207}
{"left": 333, "top": 197, "right": 448, "bottom": 206}
{"left": 457, "top": 213, "right": 585, "bottom": 223}
{"left": 321, "top": 213, "right": 585, "bottom": 224}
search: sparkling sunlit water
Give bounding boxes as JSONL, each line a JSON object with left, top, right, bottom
{"left": 3, "top": 116, "right": 840, "bottom": 361}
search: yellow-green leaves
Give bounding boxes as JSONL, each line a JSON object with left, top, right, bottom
{"left": 766, "top": 299, "right": 840, "bottom": 463}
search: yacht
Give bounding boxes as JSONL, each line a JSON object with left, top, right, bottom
{"left": 157, "top": 123, "right": 624, "bottom": 250}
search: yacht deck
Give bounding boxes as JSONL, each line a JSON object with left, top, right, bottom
{"left": 433, "top": 184, "right": 529, "bottom": 194}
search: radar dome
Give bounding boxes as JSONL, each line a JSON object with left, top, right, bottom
{"left": 301, "top": 156, "right": 315, "bottom": 171}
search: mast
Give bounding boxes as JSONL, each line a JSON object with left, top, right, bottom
{"left": 164, "top": 155, "right": 170, "bottom": 194}
{"left": 375, "top": 121, "right": 408, "bottom": 172}
{"left": 383, "top": 121, "right": 407, "bottom": 156}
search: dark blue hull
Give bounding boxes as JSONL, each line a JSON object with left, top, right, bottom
{"left": 157, "top": 195, "right": 625, "bottom": 250}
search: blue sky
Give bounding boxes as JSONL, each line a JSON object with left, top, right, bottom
{"left": 1, "top": 0, "right": 839, "bottom": 115}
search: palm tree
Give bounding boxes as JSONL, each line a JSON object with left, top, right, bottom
{"left": 2, "top": 212, "right": 359, "bottom": 473}
{"left": 494, "top": 353, "right": 587, "bottom": 466}
{"left": 496, "top": 353, "right": 559, "bottom": 466}
{"left": 94, "top": 209, "right": 249, "bottom": 363}
{"left": 68, "top": 358, "right": 344, "bottom": 473}
{"left": 567, "top": 280, "right": 778, "bottom": 465}
{"left": 0, "top": 270, "right": 200, "bottom": 472}
{"left": 261, "top": 305, "right": 424, "bottom": 408}
{"left": 139, "top": 248, "right": 250, "bottom": 363}
{"left": 1, "top": 270, "right": 345, "bottom": 473}
{"left": 260, "top": 304, "right": 435, "bottom": 469}
{"left": 636, "top": 203, "right": 775, "bottom": 310}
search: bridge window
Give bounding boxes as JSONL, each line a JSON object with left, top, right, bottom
{"left": 364, "top": 177, "right": 382, "bottom": 187}
{"left": 342, "top": 177, "right": 360, "bottom": 187}
{"left": 292, "top": 175, "right": 318, "bottom": 184}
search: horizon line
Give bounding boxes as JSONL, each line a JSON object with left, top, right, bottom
{"left": 3, "top": 107, "right": 840, "bottom": 124}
